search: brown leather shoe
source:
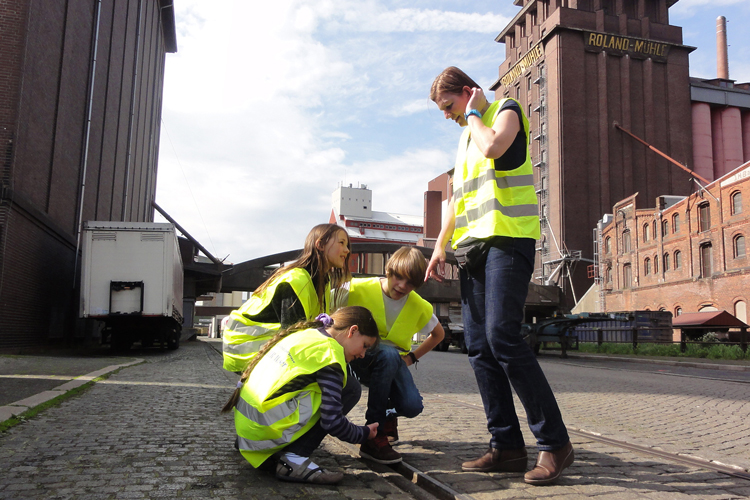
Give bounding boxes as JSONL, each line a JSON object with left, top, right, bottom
{"left": 524, "top": 441, "right": 574, "bottom": 485}
{"left": 461, "top": 447, "right": 528, "bottom": 472}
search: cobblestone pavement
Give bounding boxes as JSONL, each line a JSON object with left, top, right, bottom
{"left": 365, "top": 351, "right": 750, "bottom": 499}
{"left": 1, "top": 340, "right": 750, "bottom": 499}
{"left": 0, "top": 341, "right": 416, "bottom": 500}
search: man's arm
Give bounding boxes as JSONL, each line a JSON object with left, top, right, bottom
{"left": 465, "top": 88, "right": 520, "bottom": 160}
{"left": 425, "top": 197, "right": 455, "bottom": 283}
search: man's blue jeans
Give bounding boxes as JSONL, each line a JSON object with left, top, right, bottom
{"left": 460, "top": 236, "right": 569, "bottom": 451}
{"left": 350, "top": 345, "right": 424, "bottom": 426}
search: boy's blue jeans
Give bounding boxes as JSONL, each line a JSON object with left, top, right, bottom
{"left": 460, "top": 236, "right": 569, "bottom": 451}
{"left": 350, "top": 345, "right": 424, "bottom": 426}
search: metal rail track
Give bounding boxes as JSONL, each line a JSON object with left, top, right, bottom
{"left": 334, "top": 394, "right": 750, "bottom": 500}
{"left": 433, "top": 394, "right": 750, "bottom": 482}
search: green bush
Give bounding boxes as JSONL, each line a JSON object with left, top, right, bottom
{"left": 635, "top": 343, "right": 682, "bottom": 357}
{"left": 578, "top": 341, "right": 750, "bottom": 360}
{"left": 706, "top": 344, "right": 745, "bottom": 360}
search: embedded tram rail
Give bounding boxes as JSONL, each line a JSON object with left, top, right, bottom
{"left": 331, "top": 350, "right": 750, "bottom": 499}
{"left": 332, "top": 392, "right": 750, "bottom": 500}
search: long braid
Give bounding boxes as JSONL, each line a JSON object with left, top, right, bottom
{"left": 221, "top": 319, "right": 318, "bottom": 413}
{"left": 221, "top": 306, "right": 379, "bottom": 414}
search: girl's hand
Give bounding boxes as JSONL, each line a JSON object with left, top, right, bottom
{"left": 467, "top": 87, "right": 485, "bottom": 113}
{"left": 366, "top": 422, "right": 379, "bottom": 440}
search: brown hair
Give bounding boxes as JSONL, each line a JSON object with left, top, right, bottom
{"left": 253, "top": 224, "right": 351, "bottom": 314}
{"left": 221, "top": 306, "right": 379, "bottom": 413}
{"left": 385, "top": 246, "right": 426, "bottom": 289}
{"left": 429, "top": 66, "right": 481, "bottom": 102}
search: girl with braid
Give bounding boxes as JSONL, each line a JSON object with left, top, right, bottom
{"left": 222, "top": 306, "right": 380, "bottom": 485}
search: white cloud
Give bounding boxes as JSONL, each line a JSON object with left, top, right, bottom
{"left": 155, "top": 0, "right": 534, "bottom": 263}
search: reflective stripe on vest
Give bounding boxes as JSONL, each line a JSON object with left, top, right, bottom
{"left": 454, "top": 197, "right": 539, "bottom": 229}
{"left": 222, "top": 268, "right": 321, "bottom": 372}
{"left": 234, "top": 329, "right": 347, "bottom": 467}
{"left": 452, "top": 98, "right": 540, "bottom": 247}
{"left": 347, "top": 277, "right": 433, "bottom": 351}
{"left": 236, "top": 391, "right": 314, "bottom": 451}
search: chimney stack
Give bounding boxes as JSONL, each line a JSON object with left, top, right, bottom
{"left": 717, "top": 16, "right": 728, "bottom": 79}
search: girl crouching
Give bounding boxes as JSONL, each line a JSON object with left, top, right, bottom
{"left": 222, "top": 306, "right": 380, "bottom": 484}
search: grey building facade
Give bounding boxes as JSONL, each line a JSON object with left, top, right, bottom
{"left": 0, "top": 0, "right": 177, "bottom": 348}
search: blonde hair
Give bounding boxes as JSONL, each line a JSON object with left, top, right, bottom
{"left": 221, "top": 306, "right": 378, "bottom": 413}
{"left": 385, "top": 246, "right": 426, "bottom": 288}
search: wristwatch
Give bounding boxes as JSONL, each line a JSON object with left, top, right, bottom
{"left": 464, "top": 109, "right": 482, "bottom": 121}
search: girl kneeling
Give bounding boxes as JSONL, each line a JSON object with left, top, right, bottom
{"left": 222, "top": 306, "right": 380, "bottom": 484}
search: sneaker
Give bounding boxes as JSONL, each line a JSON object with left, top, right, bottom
{"left": 382, "top": 417, "right": 399, "bottom": 443}
{"left": 359, "top": 433, "right": 402, "bottom": 464}
{"left": 276, "top": 456, "right": 344, "bottom": 484}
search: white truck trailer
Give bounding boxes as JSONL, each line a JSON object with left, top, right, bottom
{"left": 80, "top": 221, "right": 184, "bottom": 350}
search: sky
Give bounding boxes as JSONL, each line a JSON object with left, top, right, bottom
{"left": 154, "top": 0, "right": 750, "bottom": 265}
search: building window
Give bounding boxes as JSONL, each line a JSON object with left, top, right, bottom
{"left": 699, "top": 203, "right": 711, "bottom": 232}
{"left": 604, "top": 236, "right": 611, "bottom": 254}
{"left": 605, "top": 265, "right": 612, "bottom": 283}
{"left": 675, "top": 307, "right": 682, "bottom": 317}
{"left": 672, "top": 214, "right": 680, "bottom": 233}
{"left": 643, "top": 223, "right": 649, "bottom": 242}
{"left": 622, "top": 230, "right": 631, "bottom": 252}
{"left": 735, "top": 300, "right": 747, "bottom": 324}
{"left": 653, "top": 254, "right": 658, "bottom": 273}
{"left": 674, "top": 250, "right": 682, "bottom": 269}
{"left": 644, "top": 258, "right": 650, "bottom": 275}
{"left": 623, "top": 264, "right": 632, "bottom": 288}
{"left": 732, "top": 191, "right": 742, "bottom": 215}
{"left": 663, "top": 252, "right": 670, "bottom": 271}
{"left": 662, "top": 220, "right": 669, "bottom": 237}
{"left": 700, "top": 243, "right": 712, "bottom": 277}
{"left": 653, "top": 221, "right": 657, "bottom": 240}
{"left": 734, "top": 235, "right": 746, "bottom": 259}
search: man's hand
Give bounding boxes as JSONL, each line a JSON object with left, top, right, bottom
{"left": 425, "top": 248, "right": 446, "bottom": 283}
{"left": 467, "top": 87, "right": 485, "bottom": 112}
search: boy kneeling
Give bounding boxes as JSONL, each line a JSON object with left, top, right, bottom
{"left": 341, "top": 247, "right": 445, "bottom": 463}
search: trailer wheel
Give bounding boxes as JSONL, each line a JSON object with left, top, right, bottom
{"left": 167, "top": 328, "right": 180, "bottom": 350}
{"left": 458, "top": 335, "right": 468, "bottom": 354}
{"left": 437, "top": 338, "right": 450, "bottom": 351}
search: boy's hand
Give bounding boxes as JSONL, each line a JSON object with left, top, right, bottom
{"left": 366, "top": 422, "right": 379, "bottom": 440}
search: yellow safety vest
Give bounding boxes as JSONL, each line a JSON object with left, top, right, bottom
{"left": 222, "top": 268, "right": 322, "bottom": 373}
{"left": 235, "top": 328, "right": 347, "bottom": 467}
{"left": 452, "top": 98, "right": 540, "bottom": 248}
{"left": 347, "top": 277, "right": 433, "bottom": 351}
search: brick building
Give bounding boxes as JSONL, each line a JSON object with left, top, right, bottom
{"left": 0, "top": 0, "right": 177, "bottom": 348}
{"left": 489, "top": 0, "right": 705, "bottom": 307}
{"left": 597, "top": 160, "right": 750, "bottom": 322}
